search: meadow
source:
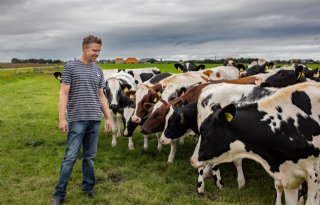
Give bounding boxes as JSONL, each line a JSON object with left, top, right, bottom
{"left": 0, "top": 63, "right": 299, "bottom": 205}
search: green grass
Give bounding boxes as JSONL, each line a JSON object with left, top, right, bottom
{"left": 0, "top": 71, "right": 280, "bottom": 205}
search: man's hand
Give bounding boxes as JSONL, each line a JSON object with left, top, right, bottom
{"left": 59, "top": 119, "right": 68, "bottom": 133}
{"left": 104, "top": 118, "right": 112, "bottom": 133}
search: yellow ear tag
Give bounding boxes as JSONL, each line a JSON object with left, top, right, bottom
{"left": 181, "top": 91, "right": 185, "bottom": 96}
{"left": 297, "top": 72, "right": 305, "bottom": 80}
{"left": 57, "top": 76, "right": 61, "bottom": 81}
{"left": 239, "top": 68, "right": 244, "bottom": 72}
{"left": 313, "top": 73, "right": 317, "bottom": 78}
{"left": 116, "top": 112, "right": 121, "bottom": 117}
{"left": 130, "top": 94, "right": 135, "bottom": 99}
{"left": 225, "top": 112, "right": 233, "bottom": 122}
{"left": 157, "top": 92, "right": 162, "bottom": 97}
{"left": 153, "top": 97, "right": 158, "bottom": 103}
{"left": 124, "top": 87, "right": 129, "bottom": 93}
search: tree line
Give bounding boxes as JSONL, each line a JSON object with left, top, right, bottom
{"left": 11, "top": 58, "right": 63, "bottom": 64}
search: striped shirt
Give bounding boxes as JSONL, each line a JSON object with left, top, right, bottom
{"left": 61, "top": 59, "right": 105, "bottom": 122}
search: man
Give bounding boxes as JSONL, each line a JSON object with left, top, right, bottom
{"left": 52, "top": 35, "right": 112, "bottom": 205}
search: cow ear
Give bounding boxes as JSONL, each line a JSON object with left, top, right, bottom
{"left": 198, "top": 64, "right": 206, "bottom": 70}
{"left": 53, "top": 72, "right": 62, "bottom": 81}
{"left": 218, "top": 104, "right": 236, "bottom": 123}
{"left": 174, "top": 64, "right": 183, "bottom": 71}
{"left": 177, "top": 87, "right": 187, "bottom": 97}
{"left": 295, "top": 65, "right": 305, "bottom": 80}
{"left": 125, "top": 90, "right": 136, "bottom": 98}
{"left": 121, "top": 84, "right": 132, "bottom": 92}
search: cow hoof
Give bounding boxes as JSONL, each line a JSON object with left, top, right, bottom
{"left": 128, "top": 145, "right": 135, "bottom": 150}
{"left": 143, "top": 146, "right": 148, "bottom": 151}
{"left": 238, "top": 181, "right": 245, "bottom": 189}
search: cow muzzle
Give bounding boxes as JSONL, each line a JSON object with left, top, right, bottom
{"left": 131, "top": 115, "right": 141, "bottom": 123}
{"left": 255, "top": 77, "right": 264, "bottom": 86}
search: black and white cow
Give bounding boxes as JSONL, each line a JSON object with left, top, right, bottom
{"left": 104, "top": 71, "right": 137, "bottom": 150}
{"left": 124, "top": 67, "right": 161, "bottom": 85}
{"left": 191, "top": 82, "right": 320, "bottom": 205}
{"left": 121, "top": 72, "right": 174, "bottom": 151}
{"left": 255, "top": 65, "right": 307, "bottom": 88}
{"left": 241, "top": 59, "right": 274, "bottom": 77}
{"left": 174, "top": 62, "right": 206, "bottom": 72}
{"left": 161, "top": 83, "right": 277, "bottom": 194}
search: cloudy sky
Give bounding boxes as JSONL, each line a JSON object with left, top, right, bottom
{"left": 1, "top": 0, "right": 320, "bottom": 62}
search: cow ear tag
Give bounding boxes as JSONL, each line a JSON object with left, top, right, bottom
{"left": 116, "top": 112, "right": 121, "bottom": 117}
{"left": 157, "top": 92, "right": 162, "bottom": 97}
{"left": 225, "top": 112, "right": 234, "bottom": 122}
{"left": 313, "top": 73, "right": 317, "bottom": 78}
{"left": 240, "top": 68, "right": 244, "bottom": 72}
{"left": 124, "top": 87, "right": 129, "bottom": 93}
{"left": 130, "top": 94, "right": 135, "bottom": 99}
{"left": 153, "top": 97, "right": 158, "bottom": 103}
{"left": 297, "top": 72, "right": 304, "bottom": 80}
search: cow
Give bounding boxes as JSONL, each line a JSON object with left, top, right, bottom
{"left": 174, "top": 62, "right": 205, "bottom": 72}
{"left": 224, "top": 59, "right": 246, "bottom": 73}
{"left": 160, "top": 83, "right": 277, "bottom": 194}
{"left": 120, "top": 72, "right": 174, "bottom": 151}
{"left": 132, "top": 66, "right": 240, "bottom": 124}
{"left": 191, "top": 82, "right": 320, "bottom": 205}
{"left": 124, "top": 67, "right": 161, "bottom": 85}
{"left": 255, "top": 65, "right": 307, "bottom": 88}
{"left": 104, "top": 71, "right": 137, "bottom": 150}
{"left": 241, "top": 59, "right": 274, "bottom": 77}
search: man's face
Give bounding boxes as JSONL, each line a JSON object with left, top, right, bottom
{"left": 83, "top": 43, "right": 101, "bottom": 63}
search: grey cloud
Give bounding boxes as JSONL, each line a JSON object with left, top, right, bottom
{"left": 0, "top": 0, "right": 319, "bottom": 61}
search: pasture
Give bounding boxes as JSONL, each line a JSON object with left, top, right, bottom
{"left": 0, "top": 64, "right": 297, "bottom": 205}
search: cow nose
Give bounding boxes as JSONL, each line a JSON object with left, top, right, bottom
{"left": 255, "top": 77, "right": 263, "bottom": 86}
{"left": 131, "top": 116, "right": 141, "bottom": 123}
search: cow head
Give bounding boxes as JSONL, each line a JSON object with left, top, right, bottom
{"left": 105, "top": 78, "right": 132, "bottom": 115}
{"left": 53, "top": 72, "right": 62, "bottom": 82}
{"left": 191, "top": 103, "right": 236, "bottom": 168}
{"left": 131, "top": 84, "right": 163, "bottom": 123}
{"left": 241, "top": 59, "right": 273, "bottom": 77}
{"left": 174, "top": 62, "right": 205, "bottom": 72}
{"left": 256, "top": 65, "right": 306, "bottom": 88}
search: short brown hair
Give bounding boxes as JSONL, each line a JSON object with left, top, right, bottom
{"left": 82, "top": 35, "right": 102, "bottom": 48}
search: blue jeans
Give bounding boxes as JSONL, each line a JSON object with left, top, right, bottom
{"left": 54, "top": 120, "right": 101, "bottom": 198}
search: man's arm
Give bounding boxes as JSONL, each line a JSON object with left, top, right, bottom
{"left": 99, "top": 88, "right": 112, "bottom": 132}
{"left": 59, "top": 83, "right": 70, "bottom": 133}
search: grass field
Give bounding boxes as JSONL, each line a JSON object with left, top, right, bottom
{"left": 0, "top": 65, "right": 290, "bottom": 205}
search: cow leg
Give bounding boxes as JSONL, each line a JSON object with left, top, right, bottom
{"left": 233, "top": 158, "right": 245, "bottom": 189}
{"left": 197, "top": 165, "right": 211, "bottom": 195}
{"left": 156, "top": 132, "right": 163, "bottom": 151}
{"left": 274, "top": 179, "right": 283, "bottom": 205}
{"left": 128, "top": 136, "right": 134, "bottom": 150}
{"left": 143, "top": 135, "right": 148, "bottom": 150}
{"left": 211, "top": 165, "right": 223, "bottom": 190}
{"left": 179, "top": 137, "right": 185, "bottom": 145}
{"left": 167, "top": 139, "right": 177, "bottom": 163}
{"left": 305, "top": 166, "right": 320, "bottom": 205}
{"left": 110, "top": 113, "right": 118, "bottom": 147}
{"left": 283, "top": 188, "right": 299, "bottom": 205}
{"left": 116, "top": 116, "right": 122, "bottom": 138}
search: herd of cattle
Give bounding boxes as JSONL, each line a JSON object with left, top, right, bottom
{"left": 54, "top": 59, "right": 320, "bottom": 205}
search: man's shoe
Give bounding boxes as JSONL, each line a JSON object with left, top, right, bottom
{"left": 51, "top": 196, "right": 64, "bottom": 205}
{"left": 83, "top": 190, "right": 96, "bottom": 198}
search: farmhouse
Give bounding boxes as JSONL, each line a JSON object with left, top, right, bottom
{"left": 126, "top": 57, "right": 138, "bottom": 64}
{"left": 115, "top": 57, "right": 125, "bottom": 64}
